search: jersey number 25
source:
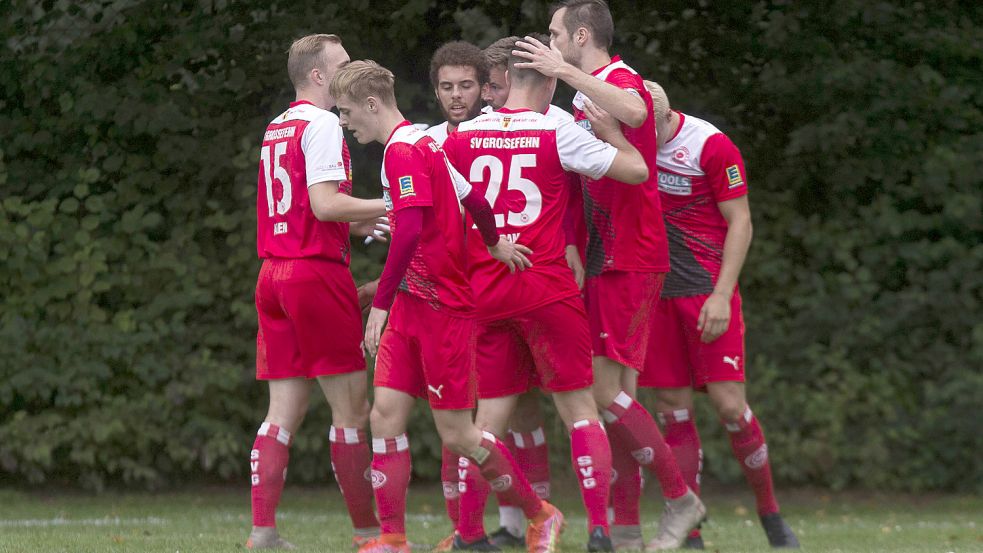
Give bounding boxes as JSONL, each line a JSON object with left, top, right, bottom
{"left": 469, "top": 154, "right": 542, "bottom": 227}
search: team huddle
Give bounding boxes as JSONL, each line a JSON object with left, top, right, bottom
{"left": 249, "top": 1, "right": 800, "bottom": 552}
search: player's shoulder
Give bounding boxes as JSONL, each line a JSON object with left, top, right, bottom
{"left": 598, "top": 56, "right": 642, "bottom": 84}
{"left": 270, "top": 102, "right": 336, "bottom": 127}
{"left": 424, "top": 121, "right": 449, "bottom": 143}
{"left": 545, "top": 104, "right": 574, "bottom": 123}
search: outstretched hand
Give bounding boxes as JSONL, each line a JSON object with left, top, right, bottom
{"left": 583, "top": 100, "right": 622, "bottom": 142}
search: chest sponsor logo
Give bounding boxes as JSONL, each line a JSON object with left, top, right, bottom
{"left": 398, "top": 175, "right": 415, "bottom": 197}
{"left": 658, "top": 172, "right": 692, "bottom": 195}
{"left": 576, "top": 118, "right": 594, "bottom": 136}
{"left": 727, "top": 165, "right": 744, "bottom": 188}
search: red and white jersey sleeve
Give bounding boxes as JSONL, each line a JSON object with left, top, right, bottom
{"left": 555, "top": 119, "right": 618, "bottom": 180}
{"left": 381, "top": 121, "right": 473, "bottom": 314}
{"left": 571, "top": 56, "right": 669, "bottom": 276}
{"left": 657, "top": 112, "right": 748, "bottom": 297}
{"left": 444, "top": 108, "right": 588, "bottom": 321}
{"left": 256, "top": 100, "right": 353, "bottom": 264}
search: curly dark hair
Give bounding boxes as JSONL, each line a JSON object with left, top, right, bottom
{"left": 429, "top": 41, "right": 489, "bottom": 88}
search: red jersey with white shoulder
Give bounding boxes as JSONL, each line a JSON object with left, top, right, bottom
{"left": 571, "top": 55, "right": 669, "bottom": 275}
{"left": 382, "top": 121, "right": 475, "bottom": 314}
{"left": 256, "top": 100, "right": 354, "bottom": 264}
{"left": 443, "top": 108, "right": 617, "bottom": 321}
{"left": 657, "top": 112, "right": 748, "bottom": 297}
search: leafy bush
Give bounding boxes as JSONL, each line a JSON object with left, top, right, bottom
{"left": 1, "top": 0, "right": 979, "bottom": 492}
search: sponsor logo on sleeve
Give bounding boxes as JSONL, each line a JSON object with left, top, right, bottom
{"left": 382, "top": 189, "right": 394, "bottom": 211}
{"left": 398, "top": 175, "right": 415, "bottom": 197}
{"left": 726, "top": 165, "right": 744, "bottom": 188}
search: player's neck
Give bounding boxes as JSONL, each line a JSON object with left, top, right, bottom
{"left": 376, "top": 108, "right": 408, "bottom": 144}
{"left": 503, "top": 88, "right": 549, "bottom": 114}
{"left": 294, "top": 89, "right": 329, "bottom": 110}
{"left": 580, "top": 49, "right": 613, "bottom": 75}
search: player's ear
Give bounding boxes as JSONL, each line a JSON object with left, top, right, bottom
{"left": 366, "top": 96, "right": 377, "bottom": 112}
{"left": 576, "top": 26, "right": 589, "bottom": 47}
{"left": 504, "top": 70, "right": 512, "bottom": 89}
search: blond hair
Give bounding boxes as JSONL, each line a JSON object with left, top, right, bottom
{"left": 643, "top": 80, "right": 672, "bottom": 147}
{"left": 329, "top": 60, "right": 397, "bottom": 107}
{"left": 287, "top": 34, "right": 342, "bottom": 88}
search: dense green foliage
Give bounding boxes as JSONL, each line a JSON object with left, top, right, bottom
{"left": 1, "top": 0, "right": 980, "bottom": 492}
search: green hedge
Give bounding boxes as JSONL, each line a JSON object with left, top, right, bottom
{"left": 1, "top": 0, "right": 980, "bottom": 492}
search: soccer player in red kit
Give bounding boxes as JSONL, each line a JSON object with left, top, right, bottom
{"left": 330, "top": 61, "right": 565, "bottom": 553}
{"left": 249, "top": 34, "right": 385, "bottom": 550}
{"left": 638, "top": 82, "right": 800, "bottom": 549}
{"left": 513, "top": 1, "right": 705, "bottom": 549}
{"left": 442, "top": 40, "right": 652, "bottom": 552}
{"left": 426, "top": 41, "right": 488, "bottom": 145}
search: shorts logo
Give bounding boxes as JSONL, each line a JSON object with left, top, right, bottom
{"left": 398, "top": 175, "right": 415, "bottom": 197}
{"left": 726, "top": 165, "right": 744, "bottom": 188}
{"left": 723, "top": 355, "right": 741, "bottom": 370}
{"left": 744, "top": 444, "right": 768, "bottom": 470}
{"left": 631, "top": 447, "right": 655, "bottom": 465}
{"left": 490, "top": 475, "right": 513, "bottom": 492}
{"left": 442, "top": 481, "right": 460, "bottom": 499}
{"left": 370, "top": 469, "right": 387, "bottom": 489}
{"left": 428, "top": 384, "right": 444, "bottom": 399}
{"left": 599, "top": 332, "right": 609, "bottom": 339}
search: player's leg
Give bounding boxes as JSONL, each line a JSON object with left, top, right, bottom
{"left": 695, "top": 291, "right": 797, "bottom": 548}
{"left": 607, "top": 369, "right": 644, "bottom": 549}
{"left": 509, "top": 392, "right": 551, "bottom": 502}
{"left": 318, "top": 372, "right": 380, "bottom": 544}
{"left": 706, "top": 381, "right": 798, "bottom": 548}
{"left": 248, "top": 259, "right": 311, "bottom": 550}
{"left": 520, "top": 297, "right": 610, "bottom": 551}
{"left": 653, "top": 388, "right": 703, "bottom": 549}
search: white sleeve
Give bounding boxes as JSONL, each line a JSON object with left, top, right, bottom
{"left": 555, "top": 119, "right": 618, "bottom": 180}
{"left": 301, "top": 112, "right": 347, "bottom": 187}
{"left": 442, "top": 151, "right": 473, "bottom": 201}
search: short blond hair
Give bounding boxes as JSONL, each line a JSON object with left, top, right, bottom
{"left": 644, "top": 80, "right": 671, "bottom": 121}
{"left": 287, "top": 34, "right": 341, "bottom": 88}
{"left": 329, "top": 60, "right": 397, "bottom": 107}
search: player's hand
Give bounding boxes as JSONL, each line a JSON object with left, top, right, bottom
{"left": 697, "top": 292, "right": 731, "bottom": 343}
{"left": 364, "top": 307, "right": 389, "bottom": 357}
{"left": 488, "top": 237, "right": 533, "bottom": 273}
{"left": 512, "top": 35, "right": 568, "bottom": 78}
{"left": 565, "top": 245, "right": 585, "bottom": 289}
{"left": 351, "top": 216, "right": 390, "bottom": 243}
{"left": 583, "top": 100, "right": 623, "bottom": 142}
{"left": 356, "top": 279, "right": 380, "bottom": 314}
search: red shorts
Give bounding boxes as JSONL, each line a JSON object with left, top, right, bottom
{"left": 639, "top": 291, "right": 746, "bottom": 391}
{"left": 373, "top": 292, "right": 477, "bottom": 410}
{"left": 584, "top": 271, "right": 665, "bottom": 371}
{"left": 255, "top": 258, "right": 366, "bottom": 380}
{"left": 476, "top": 296, "right": 593, "bottom": 399}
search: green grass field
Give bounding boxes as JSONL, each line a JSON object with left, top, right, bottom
{"left": 0, "top": 485, "right": 978, "bottom": 553}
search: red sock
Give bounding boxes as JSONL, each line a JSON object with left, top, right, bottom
{"left": 441, "top": 445, "right": 461, "bottom": 527}
{"left": 602, "top": 391, "right": 687, "bottom": 499}
{"left": 471, "top": 432, "right": 542, "bottom": 519}
{"left": 725, "top": 407, "right": 779, "bottom": 516}
{"left": 608, "top": 430, "right": 641, "bottom": 526}
{"left": 496, "top": 433, "right": 516, "bottom": 510}
{"left": 457, "top": 456, "right": 492, "bottom": 542}
{"left": 512, "top": 428, "right": 551, "bottom": 499}
{"left": 570, "top": 420, "right": 611, "bottom": 533}
{"left": 660, "top": 409, "right": 703, "bottom": 537}
{"left": 371, "top": 434, "right": 412, "bottom": 535}
{"left": 329, "top": 426, "right": 380, "bottom": 531}
{"left": 250, "top": 423, "right": 292, "bottom": 527}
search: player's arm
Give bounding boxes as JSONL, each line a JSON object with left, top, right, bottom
{"left": 512, "top": 36, "right": 647, "bottom": 128}
{"left": 309, "top": 182, "right": 387, "bottom": 222}
{"left": 697, "top": 134, "right": 752, "bottom": 343}
{"left": 562, "top": 172, "right": 585, "bottom": 288}
{"left": 556, "top": 105, "right": 648, "bottom": 185}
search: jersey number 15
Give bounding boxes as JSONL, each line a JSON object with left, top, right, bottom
{"left": 260, "top": 142, "right": 292, "bottom": 217}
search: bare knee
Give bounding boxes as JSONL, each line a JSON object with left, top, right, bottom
{"left": 707, "top": 382, "right": 747, "bottom": 423}
{"left": 592, "top": 357, "right": 625, "bottom": 407}
{"left": 333, "top": 399, "right": 370, "bottom": 430}
{"left": 653, "top": 387, "right": 694, "bottom": 414}
{"left": 508, "top": 393, "right": 544, "bottom": 433}
{"left": 369, "top": 400, "right": 405, "bottom": 438}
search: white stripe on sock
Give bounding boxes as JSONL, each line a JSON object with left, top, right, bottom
{"left": 531, "top": 427, "right": 546, "bottom": 445}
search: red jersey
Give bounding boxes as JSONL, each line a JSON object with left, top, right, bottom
{"left": 572, "top": 56, "right": 669, "bottom": 275}
{"left": 657, "top": 112, "right": 748, "bottom": 297}
{"left": 382, "top": 121, "right": 475, "bottom": 314}
{"left": 443, "top": 108, "right": 618, "bottom": 321}
{"left": 256, "top": 100, "right": 354, "bottom": 264}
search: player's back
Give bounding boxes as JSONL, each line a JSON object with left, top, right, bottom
{"left": 257, "top": 101, "right": 353, "bottom": 264}
{"left": 382, "top": 122, "right": 473, "bottom": 314}
{"left": 571, "top": 56, "right": 668, "bottom": 276}
{"left": 445, "top": 108, "right": 615, "bottom": 320}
